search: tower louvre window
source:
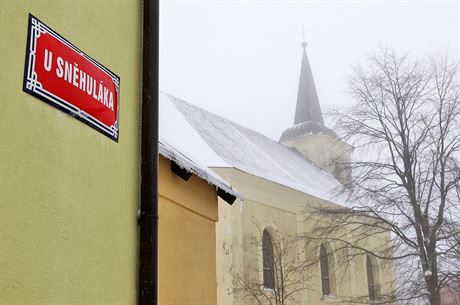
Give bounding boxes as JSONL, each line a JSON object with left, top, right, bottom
{"left": 366, "top": 254, "right": 377, "bottom": 301}
{"left": 320, "top": 244, "right": 331, "bottom": 296}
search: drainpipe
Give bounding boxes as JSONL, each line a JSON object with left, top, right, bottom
{"left": 139, "top": 0, "right": 159, "bottom": 304}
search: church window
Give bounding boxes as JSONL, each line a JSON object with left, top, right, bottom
{"left": 366, "top": 254, "right": 378, "bottom": 301}
{"left": 262, "top": 229, "right": 275, "bottom": 289}
{"left": 333, "top": 163, "right": 342, "bottom": 180}
{"left": 320, "top": 244, "right": 331, "bottom": 296}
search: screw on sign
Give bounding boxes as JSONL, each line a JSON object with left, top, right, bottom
{"left": 23, "top": 14, "right": 120, "bottom": 142}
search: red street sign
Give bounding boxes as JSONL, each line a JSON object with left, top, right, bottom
{"left": 23, "top": 14, "right": 120, "bottom": 142}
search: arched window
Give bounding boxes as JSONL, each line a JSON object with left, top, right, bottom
{"left": 333, "top": 163, "right": 342, "bottom": 180}
{"left": 262, "top": 229, "right": 275, "bottom": 289}
{"left": 320, "top": 244, "right": 331, "bottom": 296}
{"left": 366, "top": 254, "right": 377, "bottom": 301}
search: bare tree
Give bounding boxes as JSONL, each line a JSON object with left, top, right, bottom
{"left": 234, "top": 224, "right": 311, "bottom": 305}
{"left": 305, "top": 48, "right": 460, "bottom": 305}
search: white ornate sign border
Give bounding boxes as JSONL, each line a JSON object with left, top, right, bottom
{"left": 23, "top": 14, "right": 120, "bottom": 142}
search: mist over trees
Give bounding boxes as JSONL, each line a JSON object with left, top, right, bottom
{"left": 305, "top": 48, "right": 460, "bottom": 305}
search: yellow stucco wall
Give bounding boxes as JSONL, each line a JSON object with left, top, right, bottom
{"left": 0, "top": 2, "right": 141, "bottom": 304}
{"left": 158, "top": 156, "right": 219, "bottom": 305}
{"left": 214, "top": 168, "right": 395, "bottom": 305}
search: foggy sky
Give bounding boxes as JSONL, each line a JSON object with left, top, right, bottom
{"left": 160, "top": 0, "right": 459, "bottom": 140}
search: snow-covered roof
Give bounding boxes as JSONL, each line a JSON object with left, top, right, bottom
{"left": 159, "top": 92, "right": 343, "bottom": 204}
{"left": 159, "top": 92, "right": 228, "bottom": 168}
{"left": 159, "top": 94, "right": 241, "bottom": 203}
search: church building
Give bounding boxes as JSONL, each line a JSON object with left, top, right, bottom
{"left": 160, "top": 41, "right": 395, "bottom": 305}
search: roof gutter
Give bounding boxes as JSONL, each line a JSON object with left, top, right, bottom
{"left": 138, "top": 0, "right": 159, "bottom": 304}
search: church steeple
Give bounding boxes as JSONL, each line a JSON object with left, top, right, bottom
{"left": 294, "top": 41, "right": 324, "bottom": 125}
{"left": 279, "top": 40, "right": 353, "bottom": 186}
{"left": 279, "top": 41, "right": 330, "bottom": 143}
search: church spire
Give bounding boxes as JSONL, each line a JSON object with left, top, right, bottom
{"left": 279, "top": 40, "right": 352, "bottom": 185}
{"left": 293, "top": 40, "right": 324, "bottom": 125}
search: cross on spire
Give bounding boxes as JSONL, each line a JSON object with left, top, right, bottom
{"left": 301, "top": 27, "right": 308, "bottom": 49}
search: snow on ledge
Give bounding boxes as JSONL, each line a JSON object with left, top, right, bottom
{"left": 159, "top": 139, "right": 242, "bottom": 203}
